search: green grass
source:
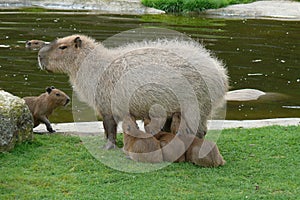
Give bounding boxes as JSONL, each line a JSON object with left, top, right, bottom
{"left": 1, "top": 126, "right": 300, "bottom": 199}
{"left": 142, "top": 0, "right": 256, "bottom": 13}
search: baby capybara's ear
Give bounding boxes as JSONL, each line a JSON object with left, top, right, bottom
{"left": 74, "top": 36, "right": 82, "bottom": 48}
{"left": 50, "top": 86, "right": 55, "bottom": 89}
{"left": 46, "top": 87, "right": 52, "bottom": 94}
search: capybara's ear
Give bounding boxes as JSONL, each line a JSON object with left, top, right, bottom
{"left": 50, "top": 86, "right": 55, "bottom": 89}
{"left": 46, "top": 87, "right": 52, "bottom": 94}
{"left": 74, "top": 37, "right": 82, "bottom": 48}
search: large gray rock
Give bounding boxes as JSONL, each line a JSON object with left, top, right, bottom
{"left": 0, "top": 90, "right": 34, "bottom": 152}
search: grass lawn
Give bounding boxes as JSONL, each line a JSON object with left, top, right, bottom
{"left": 0, "top": 126, "right": 299, "bottom": 199}
{"left": 141, "top": 0, "right": 257, "bottom": 13}
{"left": 142, "top": 0, "right": 300, "bottom": 13}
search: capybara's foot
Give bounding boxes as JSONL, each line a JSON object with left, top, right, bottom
{"left": 103, "top": 140, "right": 117, "bottom": 150}
{"left": 47, "top": 128, "right": 56, "bottom": 133}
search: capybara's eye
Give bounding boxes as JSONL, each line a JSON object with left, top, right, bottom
{"left": 56, "top": 93, "right": 61, "bottom": 96}
{"left": 59, "top": 45, "right": 68, "bottom": 50}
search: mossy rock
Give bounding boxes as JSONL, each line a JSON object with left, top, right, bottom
{"left": 0, "top": 90, "right": 34, "bottom": 152}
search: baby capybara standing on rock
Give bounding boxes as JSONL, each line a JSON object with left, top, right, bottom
{"left": 23, "top": 86, "right": 70, "bottom": 133}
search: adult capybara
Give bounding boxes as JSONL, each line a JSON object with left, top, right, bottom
{"left": 25, "top": 40, "right": 48, "bottom": 50}
{"left": 122, "top": 115, "right": 163, "bottom": 163}
{"left": 23, "top": 86, "right": 70, "bottom": 133}
{"left": 38, "top": 34, "right": 228, "bottom": 149}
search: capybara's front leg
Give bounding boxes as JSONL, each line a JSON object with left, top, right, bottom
{"left": 103, "top": 115, "right": 117, "bottom": 149}
{"left": 40, "top": 116, "right": 55, "bottom": 133}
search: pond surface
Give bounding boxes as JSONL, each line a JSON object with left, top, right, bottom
{"left": 0, "top": 9, "right": 299, "bottom": 123}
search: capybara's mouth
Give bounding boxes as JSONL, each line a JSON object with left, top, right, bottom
{"left": 64, "top": 98, "right": 70, "bottom": 106}
{"left": 38, "top": 55, "right": 46, "bottom": 70}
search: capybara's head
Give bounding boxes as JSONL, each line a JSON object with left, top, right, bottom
{"left": 38, "top": 35, "right": 96, "bottom": 74}
{"left": 25, "top": 40, "right": 47, "bottom": 50}
{"left": 46, "top": 86, "right": 70, "bottom": 107}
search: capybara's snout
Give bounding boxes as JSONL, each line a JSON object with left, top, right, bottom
{"left": 65, "top": 97, "right": 71, "bottom": 106}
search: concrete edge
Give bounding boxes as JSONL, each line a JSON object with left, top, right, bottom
{"left": 34, "top": 118, "right": 300, "bottom": 135}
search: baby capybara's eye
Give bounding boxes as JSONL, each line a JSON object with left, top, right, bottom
{"left": 56, "top": 93, "right": 61, "bottom": 96}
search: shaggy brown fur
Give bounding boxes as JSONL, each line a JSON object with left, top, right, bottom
{"left": 171, "top": 112, "right": 225, "bottom": 167}
{"left": 23, "top": 86, "right": 70, "bottom": 133}
{"left": 143, "top": 112, "right": 225, "bottom": 167}
{"left": 153, "top": 131, "right": 186, "bottom": 162}
{"left": 177, "top": 134, "right": 226, "bottom": 167}
{"left": 122, "top": 115, "right": 163, "bottom": 163}
{"left": 170, "top": 112, "right": 193, "bottom": 135}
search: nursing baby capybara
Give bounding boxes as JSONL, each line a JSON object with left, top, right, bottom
{"left": 151, "top": 113, "right": 226, "bottom": 167}
{"left": 153, "top": 131, "right": 186, "bottom": 163}
{"left": 38, "top": 34, "right": 228, "bottom": 149}
{"left": 176, "top": 133, "right": 226, "bottom": 167}
{"left": 23, "top": 86, "right": 70, "bottom": 133}
{"left": 122, "top": 115, "right": 163, "bottom": 163}
{"left": 124, "top": 113, "right": 225, "bottom": 167}
{"left": 143, "top": 116, "right": 186, "bottom": 162}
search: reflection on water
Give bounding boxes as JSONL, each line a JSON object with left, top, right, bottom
{"left": 0, "top": 9, "right": 299, "bottom": 122}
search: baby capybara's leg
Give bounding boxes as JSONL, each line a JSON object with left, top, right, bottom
{"left": 39, "top": 116, "right": 55, "bottom": 133}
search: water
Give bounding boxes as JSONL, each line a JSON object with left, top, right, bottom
{"left": 0, "top": 9, "right": 299, "bottom": 123}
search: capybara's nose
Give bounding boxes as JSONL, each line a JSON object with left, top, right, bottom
{"left": 65, "top": 98, "right": 70, "bottom": 106}
{"left": 26, "top": 41, "right": 31, "bottom": 46}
